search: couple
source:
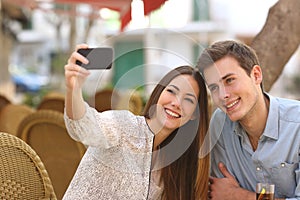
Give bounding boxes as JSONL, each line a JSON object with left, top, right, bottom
{"left": 63, "top": 40, "right": 300, "bottom": 200}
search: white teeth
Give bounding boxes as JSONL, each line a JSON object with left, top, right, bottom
{"left": 165, "top": 109, "right": 180, "bottom": 118}
{"left": 226, "top": 100, "right": 239, "bottom": 108}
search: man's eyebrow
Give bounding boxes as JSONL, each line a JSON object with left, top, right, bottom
{"left": 220, "top": 73, "right": 235, "bottom": 81}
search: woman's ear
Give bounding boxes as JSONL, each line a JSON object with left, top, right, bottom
{"left": 190, "top": 113, "right": 198, "bottom": 121}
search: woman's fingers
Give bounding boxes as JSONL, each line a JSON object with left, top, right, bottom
{"left": 65, "top": 61, "right": 90, "bottom": 90}
{"left": 64, "top": 43, "right": 91, "bottom": 90}
{"left": 75, "top": 43, "right": 89, "bottom": 51}
{"left": 68, "top": 51, "right": 89, "bottom": 66}
{"left": 65, "top": 64, "right": 90, "bottom": 79}
{"left": 68, "top": 43, "right": 90, "bottom": 65}
{"left": 65, "top": 62, "right": 89, "bottom": 74}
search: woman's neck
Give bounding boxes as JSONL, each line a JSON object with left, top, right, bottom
{"left": 146, "top": 118, "right": 172, "bottom": 150}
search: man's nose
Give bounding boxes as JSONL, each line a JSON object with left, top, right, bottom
{"left": 219, "top": 85, "right": 229, "bottom": 100}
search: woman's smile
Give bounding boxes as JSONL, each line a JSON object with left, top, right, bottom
{"left": 165, "top": 108, "right": 181, "bottom": 118}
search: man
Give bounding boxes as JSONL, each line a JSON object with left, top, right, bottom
{"left": 197, "top": 40, "right": 300, "bottom": 200}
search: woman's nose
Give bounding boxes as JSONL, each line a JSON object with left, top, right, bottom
{"left": 171, "top": 96, "right": 181, "bottom": 107}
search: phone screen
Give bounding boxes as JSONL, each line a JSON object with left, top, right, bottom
{"left": 76, "top": 47, "right": 113, "bottom": 70}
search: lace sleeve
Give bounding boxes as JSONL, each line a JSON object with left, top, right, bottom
{"left": 64, "top": 102, "right": 138, "bottom": 148}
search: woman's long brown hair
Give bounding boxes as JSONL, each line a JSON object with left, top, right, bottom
{"left": 143, "top": 66, "right": 210, "bottom": 200}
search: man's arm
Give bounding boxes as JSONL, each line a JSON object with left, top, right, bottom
{"left": 209, "top": 162, "right": 255, "bottom": 200}
{"left": 209, "top": 162, "right": 286, "bottom": 200}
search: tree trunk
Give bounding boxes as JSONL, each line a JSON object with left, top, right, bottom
{"left": 68, "top": 4, "right": 76, "bottom": 55}
{"left": 82, "top": 13, "right": 95, "bottom": 43}
{"left": 0, "top": 5, "right": 15, "bottom": 99}
{"left": 251, "top": 0, "right": 300, "bottom": 92}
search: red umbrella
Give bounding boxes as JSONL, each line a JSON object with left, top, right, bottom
{"left": 4, "top": 0, "right": 168, "bottom": 31}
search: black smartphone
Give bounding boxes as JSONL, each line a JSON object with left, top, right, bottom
{"left": 76, "top": 47, "right": 113, "bottom": 70}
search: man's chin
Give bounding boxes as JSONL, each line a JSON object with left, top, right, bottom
{"left": 225, "top": 112, "right": 240, "bottom": 122}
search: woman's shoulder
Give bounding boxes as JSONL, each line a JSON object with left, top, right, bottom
{"left": 99, "top": 109, "right": 141, "bottom": 122}
{"left": 96, "top": 110, "right": 148, "bottom": 131}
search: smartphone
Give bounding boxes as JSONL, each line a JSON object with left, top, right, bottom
{"left": 76, "top": 47, "right": 113, "bottom": 70}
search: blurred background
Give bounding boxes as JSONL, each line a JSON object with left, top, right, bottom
{"left": 0, "top": 0, "right": 299, "bottom": 107}
{"left": 1, "top": 1, "right": 299, "bottom": 198}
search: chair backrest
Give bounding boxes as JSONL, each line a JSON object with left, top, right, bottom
{"left": 16, "top": 110, "right": 86, "bottom": 199}
{"left": 0, "top": 131, "right": 57, "bottom": 200}
{"left": 0, "top": 104, "right": 35, "bottom": 136}
{"left": 116, "top": 91, "right": 144, "bottom": 115}
{"left": 0, "top": 94, "right": 11, "bottom": 112}
{"left": 37, "top": 92, "right": 65, "bottom": 113}
{"left": 90, "top": 88, "right": 120, "bottom": 112}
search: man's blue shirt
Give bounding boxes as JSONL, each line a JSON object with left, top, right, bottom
{"left": 210, "top": 94, "right": 300, "bottom": 199}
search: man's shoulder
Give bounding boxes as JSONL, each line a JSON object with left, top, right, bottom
{"left": 272, "top": 96, "right": 300, "bottom": 122}
{"left": 210, "top": 108, "right": 236, "bottom": 132}
{"left": 274, "top": 96, "right": 300, "bottom": 105}
{"left": 211, "top": 108, "right": 226, "bottom": 121}
{"left": 210, "top": 108, "right": 233, "bottom": 124}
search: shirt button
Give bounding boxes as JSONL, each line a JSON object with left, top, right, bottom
{"left": 256, "top": 167, "right": 261, "bottom": 171}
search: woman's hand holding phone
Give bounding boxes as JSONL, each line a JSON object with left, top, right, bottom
{"left": 76, "top": 47, "right": 113, "bottom": 70}
{"left": 65, "top": 44, "right": 91, "bottom": 120}
{"left": 65, "top": 44, "right": 91, "bottom": 91}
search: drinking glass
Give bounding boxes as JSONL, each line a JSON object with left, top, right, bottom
{"left": 256, "top": 183, "right": 275, "bottom": 200}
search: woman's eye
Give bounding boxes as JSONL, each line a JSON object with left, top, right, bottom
{"left": 166, "top": 89, "right": 175, "bottom": 94}
{"left": 185, "top": 98, "right": 195, "bottom": 104}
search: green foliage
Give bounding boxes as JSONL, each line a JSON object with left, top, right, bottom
{"left": 51, "top": 52, "right": 69, "bottom": 75}
{"left": 133, "top": 85, "right": 147, "bottom": 108}
{"left": 22, "top": 88, "right": 50, "bottom": 108}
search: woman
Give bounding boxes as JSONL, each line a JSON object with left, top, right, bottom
{"left": 63, "top": 44, "right": 210, "bottom": 200}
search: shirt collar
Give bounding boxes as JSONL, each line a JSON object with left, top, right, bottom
{"left": 263, "top": 93, "right": 279, "bottom": 140}
{"left": 234, "top": 93, "right": 279, "bottom": 140}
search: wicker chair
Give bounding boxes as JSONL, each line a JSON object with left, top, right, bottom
{"left": 116, "top": 91, "right": 144, "bottom": 115}
{"left": 37, "top": 92, "right": 65, "bottom": 113}
{"left": 0, "top": 131, "right": 57, "bottom": 200}
{"left": 89, "top": 88, "right": 120, "bottom": 112}
{"left": 0, "top": 94, "right": 11, "bottom": 112}
{"left": 16, "top": 110, "right": 86, "bottom": 199}
{"left": 0, "top": 104, "right": 35, "bottom": 136}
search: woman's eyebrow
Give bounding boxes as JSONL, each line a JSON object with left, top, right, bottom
{"left": 169, "top": 85, "right": 179, "bottom": 91}
{"left": 169, "top": 85, "right": 197, "bottom": 100}
{"left": 186, "top": 93, "right": 197, "bottom": 100}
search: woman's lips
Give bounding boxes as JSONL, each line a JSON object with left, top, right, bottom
{"left": 165, "top": 108, "right": 181, "bottom": 118}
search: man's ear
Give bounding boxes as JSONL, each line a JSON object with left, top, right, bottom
{"left": 251, "top": 65, "right": 263, "bottom": 84}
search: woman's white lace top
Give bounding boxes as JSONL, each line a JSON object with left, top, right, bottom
{"left": 63, "top": 103, "right": 163, "bottom": 200}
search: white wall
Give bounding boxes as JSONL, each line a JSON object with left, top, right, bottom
{"left": 210, "top": 0, "right": 278, "bottom": 35}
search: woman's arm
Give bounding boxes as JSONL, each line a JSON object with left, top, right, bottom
{"left": 65, "top": 44, "right": 90, "bottom": 120}
{"left": 64, "top": 44, "right": 125, "bottom": 148}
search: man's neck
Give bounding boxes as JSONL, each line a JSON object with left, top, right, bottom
{"left": 240, "top": 93, "right": 270, "bottom": 140}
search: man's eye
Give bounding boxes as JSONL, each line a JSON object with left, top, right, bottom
{"left": 209, "top": 85, "right": 218, "bottom": 92}
{"left": 226, "top": 78, "right": 234, "bottom": 84}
